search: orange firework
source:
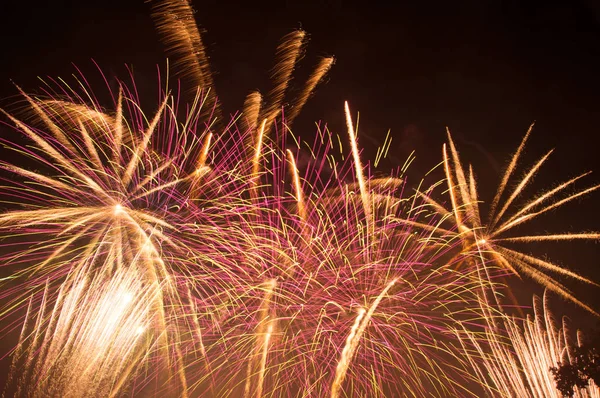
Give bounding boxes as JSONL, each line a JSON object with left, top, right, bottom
{"left": 422, "top": 127, "right": 600, "bottom": 314}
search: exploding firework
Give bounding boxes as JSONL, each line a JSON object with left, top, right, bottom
{"left": 421, "top": 128, "right": 600, "bottom": 314}
{"left": 0, "top": 76, "right": 260, "bottom": 396}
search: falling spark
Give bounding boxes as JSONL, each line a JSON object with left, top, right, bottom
{"left": 331, "top": 278, "right": 398, "bottom": 398}
{"left": 287, "top": 57, "right": 335, "bottom": 125}
{"left": 150, "top": 0, "right": 221, "bottom": 120}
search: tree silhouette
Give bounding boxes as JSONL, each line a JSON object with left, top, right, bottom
{"left": 551, "top": 331, "right": 600, "bottom": 397}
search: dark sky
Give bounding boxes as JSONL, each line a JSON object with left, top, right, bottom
{"left": 1, "top": 0, "right": 600, "bottom": 325}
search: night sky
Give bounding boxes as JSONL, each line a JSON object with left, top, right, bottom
{"left": 1, "top": 0, "right": 600, "bottom": 337}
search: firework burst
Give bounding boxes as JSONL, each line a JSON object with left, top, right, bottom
{"left": 0, "top": 74, "right": 261, "bottom": 395}
{"left": 421, "top": 128, "right": 600, "bottom": 314}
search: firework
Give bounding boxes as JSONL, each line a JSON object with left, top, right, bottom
{"left": 421, "top": 128, "right": 600, "bottom": 314}
{"left": 0, "top": 75, "right": 258, "bottom": 396}
{"left": 458, "top": 291, "right": 600, "bottom": 397}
